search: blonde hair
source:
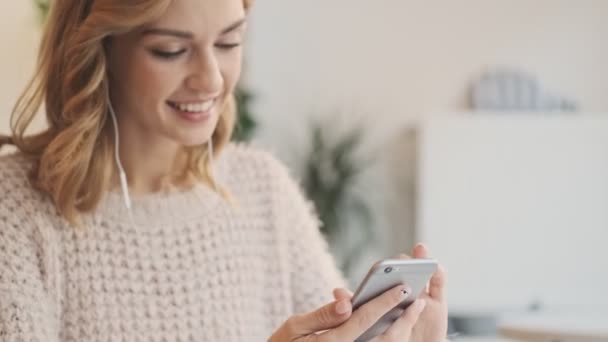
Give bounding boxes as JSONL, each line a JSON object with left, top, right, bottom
{"left": 0, "top": 0, "right": 253, "bottom": 224}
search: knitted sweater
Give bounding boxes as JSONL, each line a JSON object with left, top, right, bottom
{"left": 0, "top": 144, "right": 346, "bottom": 342}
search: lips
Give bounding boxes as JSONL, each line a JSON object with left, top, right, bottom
{"left": 167, "top": 99, "right": 215, "bottom": 113}
{"left": 166, "top": 100, "right": 215, "bottom": 123}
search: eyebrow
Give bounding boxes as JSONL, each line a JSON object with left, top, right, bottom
{"left": 141, "top": 18, "right": 247, "bottom": 39}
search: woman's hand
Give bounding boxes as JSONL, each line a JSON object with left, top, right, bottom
{"left": 409, "top": 244, "right": 448, "bottom": 342}
{"left": 269, "top": 286, "right": 427, "bottom": 341}
{"left": 333, "top": 244, "right": 448, "bottom": 342}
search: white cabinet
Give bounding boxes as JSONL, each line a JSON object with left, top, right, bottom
{"left": 416, "top": 113, "right": 608, "bottom": 327}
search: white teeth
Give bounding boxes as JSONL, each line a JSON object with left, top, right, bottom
{"left": 174, "top": 100, "right": 214, "bottom": 113}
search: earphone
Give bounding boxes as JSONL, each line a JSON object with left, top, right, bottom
{"left": 107, "top": 99, "right": 132, "bottom": 210}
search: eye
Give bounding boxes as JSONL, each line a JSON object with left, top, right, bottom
{"left": 150, "top": 49, "right": 187, "bottom": 60}
{"left": 215, "top": 43, "right": 241, "bottom": 50}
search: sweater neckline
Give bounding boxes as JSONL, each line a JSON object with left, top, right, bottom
{"left": 94, "top": 182, "right": 223, "bottom": 226}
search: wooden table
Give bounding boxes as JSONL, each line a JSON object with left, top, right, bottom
{"left": 498, "top": 312, "right": 608, "bottom": 342}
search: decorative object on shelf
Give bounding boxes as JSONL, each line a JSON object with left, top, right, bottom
{"left": 470, "top": 68, "right": 579, "bottom": 112}
{"left": 300, "top": 118, "right": 377, "bottom": 276}
{"left": 33, "top": 0, "right": 258, "bottom": 142}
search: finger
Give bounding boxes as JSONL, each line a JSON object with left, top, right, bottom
{"left": 283, "top": 299, "right": 353, "bottom": 336}
{"left": 333, "top": 287, "right": 353, "bottom": 301}
{"left": 412, "top": 243, "right": 434, "bottom": 294}
{"left": 412, "top": 243, "right": 446, "bottom": 300}
{"left": 396, "top": 253, "right": 411, "bottom": 259}
{"left": 327, "top": 285, "right": 408, "bottom": 341}
{"left": 413, "top": 243, "right": 429, "bottom": 259}
{"left": 381, "top": 299, "right": 427, "bottom": 340}
{"left": 429, "top": 264, "right": 446, "bottom": 301}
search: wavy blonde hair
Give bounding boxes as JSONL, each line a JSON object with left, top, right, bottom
{"left": 0, "top": 0, "right": 252, "bottom": 224}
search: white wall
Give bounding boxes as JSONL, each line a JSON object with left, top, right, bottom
{"left": 246, "top": 0, "right": 608, "bottom": 154}
{"left": 0, "top": 1, "right": 40, "bottom": 135}
{"left": 418, "top": 114, "right": 608, "bottom": 313}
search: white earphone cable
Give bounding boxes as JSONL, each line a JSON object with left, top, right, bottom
{"left": 107, "top": 100, "right": 132, "bottom": 211}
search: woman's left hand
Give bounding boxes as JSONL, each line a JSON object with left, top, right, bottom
{"left": 334, "top": 244, "right": 448, "bottom": 342}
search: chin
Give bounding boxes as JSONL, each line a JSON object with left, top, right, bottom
{"left": 177, "top": 133, "right": 215, "bottom": 147}
{"left": 171, "top": 124, "right": 215, "bottom": 146}
{"left": 162, "top": 103, "right": 222, "bottom": 147}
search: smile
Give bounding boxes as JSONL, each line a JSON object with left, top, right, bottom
{"left": 167, "top": 99, "right": 215, "bottom": 113}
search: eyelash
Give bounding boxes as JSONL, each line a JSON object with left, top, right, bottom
{"left": 151, "top": 49, "right": 186, "bottom": 59}
{"left": 216, "top": 43, "right": 241, "bottom": 50}
{"left": 151, "top": 43, "right": 242, "bottom": 60}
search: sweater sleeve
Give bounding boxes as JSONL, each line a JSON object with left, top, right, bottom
{"left": 270, "top": 157, "right": 347, "bottom": 315}
{"left": 0, "top": 174, "right": 60, "bottom": 340}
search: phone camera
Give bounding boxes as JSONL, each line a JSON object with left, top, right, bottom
{"left": 384, "top": 266, "right": 393, "bottom": 274}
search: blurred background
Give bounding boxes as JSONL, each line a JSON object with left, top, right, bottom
{"left": 1, "top": 1, "right": 607, "bottom": 340}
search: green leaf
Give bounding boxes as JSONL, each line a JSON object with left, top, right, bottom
{"left": 232, "top": 86, "right": 257, "bottom": 142}
{"left": 300, "top": 117, "right": 376, "bottom": 259}
{"left": 34, "top": 0, "right": 50, "bottom": 23}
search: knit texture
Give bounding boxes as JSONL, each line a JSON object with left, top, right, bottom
{"left": 0, "top": 144, "right": 346, "bottom": 342}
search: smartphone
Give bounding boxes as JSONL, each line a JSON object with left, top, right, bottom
{"left": 350, "top": 258, "right": 438, "bottom": 342}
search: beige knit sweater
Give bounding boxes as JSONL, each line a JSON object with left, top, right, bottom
{"left": 0, "top": 144, "right": 346, "bottom": 341}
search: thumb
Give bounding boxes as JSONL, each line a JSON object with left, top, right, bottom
{"left": 286, "top": 299, "right": 353, "bottom": 336}
{"left": 332, "top": 287, "right": 353, "bottom": 301}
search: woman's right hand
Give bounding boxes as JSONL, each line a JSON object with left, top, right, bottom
{"left": 269, "top": 285, "right": 427, "bottom": 342}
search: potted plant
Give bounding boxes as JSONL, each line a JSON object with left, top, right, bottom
{"left": 300, "top": 118, "right": 377, "bottom": 276}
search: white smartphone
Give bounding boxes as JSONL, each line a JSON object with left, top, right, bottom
{"left": 350, "top": 258, "right": 438, "bottom": 342}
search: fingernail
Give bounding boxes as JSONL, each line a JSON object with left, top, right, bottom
{"left": 400, "top": 284, "right": 412, "bottom": 296}
{"left": 335, "top": 299, "right": 351, "bottom": 315}
{"left": 396, "top": 285, "right": 410, "bottom": 299}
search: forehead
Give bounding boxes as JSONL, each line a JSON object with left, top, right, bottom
{"left": 146, "top": 0, "right": 245, "bottom": 34}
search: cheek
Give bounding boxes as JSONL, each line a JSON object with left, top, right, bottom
{"left": 128, "top": 54, "right": 182, "bottom": 106}
{"left": 220, "top": 52, "right": 243, "bottom": 92}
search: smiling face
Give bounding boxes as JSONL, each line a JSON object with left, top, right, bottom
{"left": 106, "top": 0, "right": 246, "bottom": 148}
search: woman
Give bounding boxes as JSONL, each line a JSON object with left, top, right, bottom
{"left": 0, "top": 0, "right": 447, "bottom": 340}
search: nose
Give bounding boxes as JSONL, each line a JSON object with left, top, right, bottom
{"left": 185, "top": 49, "right": 223, "bottom": 95}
